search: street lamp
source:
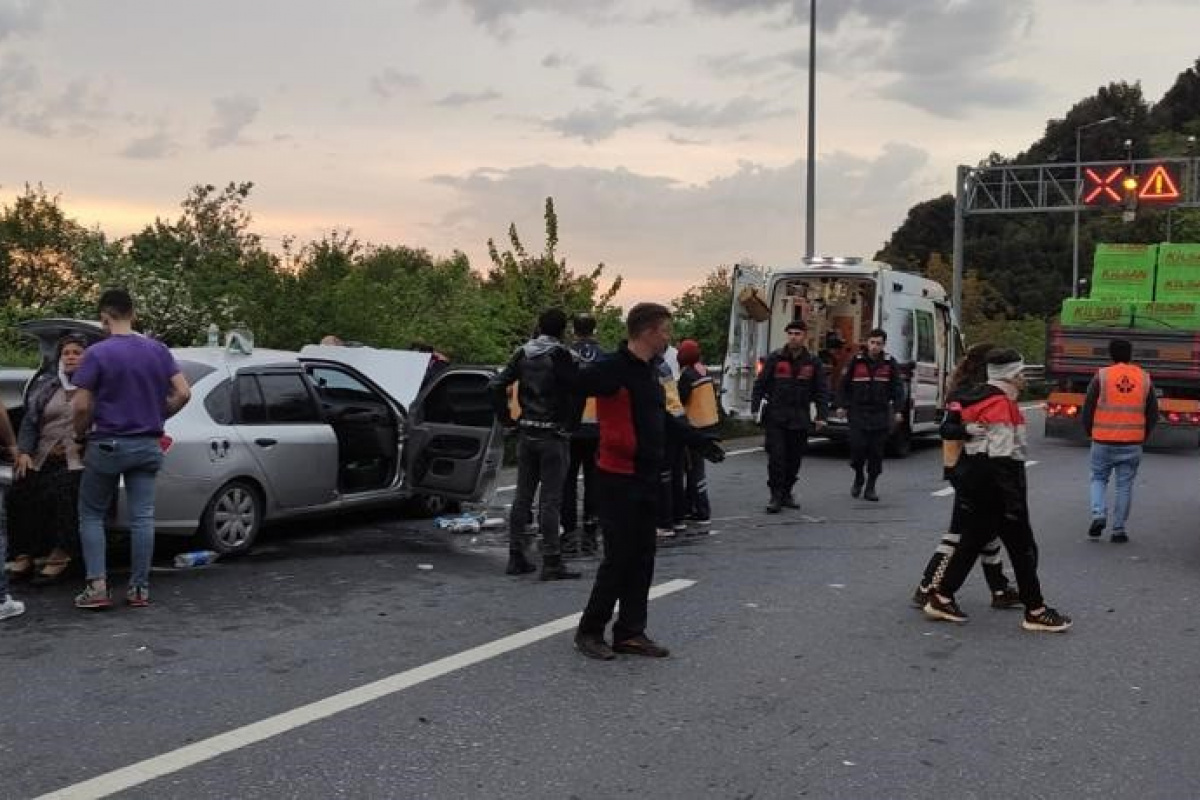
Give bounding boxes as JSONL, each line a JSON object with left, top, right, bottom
{"left": 803, "top": 0, "right": 816, "bottom": 259}
{"left": 1073, "top": 115, "right": 1118, "bottom": 297}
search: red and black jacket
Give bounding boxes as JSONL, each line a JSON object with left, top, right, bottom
{"left": 836, "top": 352, "right": 905, "bottom": 431}
{"left": 576, "top": 341, "right": 707, "bottom": 483}
{"left": 751, "top": 347, "right": 829, "bottom": 430}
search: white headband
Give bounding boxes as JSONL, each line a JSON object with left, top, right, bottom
{"left": 987, "top": 359, "right": 1025, "bottom": 382}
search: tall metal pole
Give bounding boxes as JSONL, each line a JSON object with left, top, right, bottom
{"left": 1072, "top": 127, "right": 1082, "bottom": 298}
{"left": 952, "top": 166, "right": 966, "bottom": 325}
{"left": 804, "top": 0, "right": 816, "bottom": 259}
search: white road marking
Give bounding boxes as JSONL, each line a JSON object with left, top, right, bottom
{"left": 36, "top": 579, "right": 697, "bottom": 800}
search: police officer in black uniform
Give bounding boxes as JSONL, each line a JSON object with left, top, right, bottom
{"left": 751, "top": 319, "right": 829, "bottom": 513}
{"left": 836, "top": 327, "right": 905, "bottom": 501}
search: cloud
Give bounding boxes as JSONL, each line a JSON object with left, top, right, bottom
{"left": 0, "top": 57, "right": 110, "bottom": 138}
{"left": 0, "top": 0, "right": 47, "bottom": 43}
{"left": 575, "top": 64, "right": 611, "bottom": 92}
{"left": 206, "top": 95, "right": 259, "bottom": 148}
{"left": 691, "top": 0, "right": 1041, "bottom": 117}
{"left": 541, "top": 52, "right": 573, "bottom": 69}
{"left": 427, "top": 143, "right": 931, "bottom": 301}
{"left": 370, "top": 67, "right": 420, "bottom": 99}
{"left": 121, "top": 129, "right": 180, "bottom": 160}
{"left": 434, "top": 89, "right": 502, "bottom": 107}
{"left": 545, "top": 95, "right": 788, "bottom": 142}
{"left": 442, "top": 0, "right": 620, "bottom": 37}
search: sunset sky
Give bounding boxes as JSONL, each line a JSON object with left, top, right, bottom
{"left": 1, "top": 0, "right": 1197, "bottom": 305}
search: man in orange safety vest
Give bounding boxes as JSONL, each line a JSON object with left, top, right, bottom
{"left": 1081, "top": 338, "right": 1158, "bottom": 543}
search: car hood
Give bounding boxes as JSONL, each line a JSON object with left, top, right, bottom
{"left": 299, "top": 345, "right": 431, "bottom": 411}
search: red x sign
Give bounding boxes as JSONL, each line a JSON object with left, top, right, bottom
{"left": 1083, "top": 166, "right": 1126, "bottom": 205}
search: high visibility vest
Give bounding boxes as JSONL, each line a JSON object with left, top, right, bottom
{"left": 1092, "top": 363, "right": 1150, "bottom": 443}
{"left": 684, "top": 376, "right": 720, "bottom": 429}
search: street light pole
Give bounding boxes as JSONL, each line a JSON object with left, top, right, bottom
{"left": 804, "top": 0, "right": 816, "bottom": 259}
{"left": 1072, "top": 116, "right": 1118, "bottom": 297}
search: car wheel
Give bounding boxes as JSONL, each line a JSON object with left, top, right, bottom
{"left": 199, "top": 480, "right": 263, "bottom": 555}
{"left": 885, "top": 424, "right": 912, "bottom": 458}
{"left": 408, "top": 493, "right": 460, "bottom": 518}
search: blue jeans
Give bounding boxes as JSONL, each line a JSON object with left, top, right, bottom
{"left": 1, "top": 487, "right": 10, "bottom": 597}
{"left": 79, "top": 437, "right": 163, "bottom": 587}
{"left": 1089, "top": 442, "right": 1142, "bottom": 532}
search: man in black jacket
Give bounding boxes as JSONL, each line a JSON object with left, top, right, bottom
{"left": 751, "top": 320, "right": 829, "bottom": 513}
{"left": 836, "top": 328, "right": 905, "bottom": 501}
{"left": 561, "top": 314, "right": 604, "bottom": 557}
{"left": 573, "top": 303, "right": 724, "bottom": 661}
{"left": 489, "top": 308, "right": 581, "bottom": 581}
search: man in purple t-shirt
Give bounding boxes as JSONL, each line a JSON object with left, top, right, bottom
{"left": 71, "top": 288, "right": 191, "bottom": 610}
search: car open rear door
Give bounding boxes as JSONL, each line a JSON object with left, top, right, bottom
{"left": 404, "top": 367, "right": 503, "bottom": 502}
{"left": 721, "top": 263, "right": 770, "bottom": 418}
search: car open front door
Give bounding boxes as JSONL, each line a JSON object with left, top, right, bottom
{"left": 404, "top": 367, "right": 502, "bottom": 502}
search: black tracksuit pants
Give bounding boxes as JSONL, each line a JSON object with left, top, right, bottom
{"left": 765, "top": 424, "right": 808, "bottom": 497}
{"left": 848, "top": 426, "right": 887, "bottom": 478}
{"left": 578, "top": 471, "right": 658, "bottom": 642}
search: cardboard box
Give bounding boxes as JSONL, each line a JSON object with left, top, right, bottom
{"left": 1090, "top": 244, "right": 1158, "bottom": 301}
{"left": 1154, "top": 244, "right": 1200, "bottom": 300}
{"left": 1131, "top": 300, "right": 1200, "bottom": 330}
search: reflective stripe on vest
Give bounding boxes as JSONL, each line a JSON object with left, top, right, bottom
{"left": 1093, "top": 364, "right": 1149, "bottom": 443}
{"left": 662, "top": 376, "right": 686, "bottom": 417}
{"left": 685, "top": 378, "right": 720, "bottom": 428}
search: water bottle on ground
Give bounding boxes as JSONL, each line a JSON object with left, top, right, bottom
{"left": 174, "top": 550, "right": 220, "bottom": 568}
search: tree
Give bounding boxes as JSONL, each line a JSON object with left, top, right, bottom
{"left": 484, "top": 197, "right": 623, "bottom": 350}
{"left": 671, "top": 266, "right": 733, "bottom": 364}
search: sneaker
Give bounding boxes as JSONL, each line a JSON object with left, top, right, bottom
{"left": 1111, "top": 531, "right": 1129, "bottom": 544}
{"left": 574, "top": 633, "right": 616, "bottom": 661}
{"left": 1022, "top": 606, "right": 1072, "bottom": 632}
{"left": 1088, "top": 518, "right": 1105, "bottom": 539}
{"left": 612, "top": 634, "right": 671, "bottom": 658}
{"left": 923, "top": 593, "right": 968, "bottom": 623}
{"left": 911, "top": 584, "right": 930, "bottom": 609}
{"left": 990, "top": 588, "right": 1022, "bottom": 609}
{"left": 126, "top": 586, "right": 150, "bottom": 608}
{"left": 74, "top": 582, "right": 113, "bottom": 610}
{"left": 0, "top": 595, "right": 26, "bottom": 621}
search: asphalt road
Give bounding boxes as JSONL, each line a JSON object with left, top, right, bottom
{"left": 3, "top": 407, "right": 1200, "bottom": 799}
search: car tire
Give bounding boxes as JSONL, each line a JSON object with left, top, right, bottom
{"left": 408, "top": 493, "right": 461, "bottom": 519}
{"left": 198, "top": 480, "right": 263, "bottom": 555}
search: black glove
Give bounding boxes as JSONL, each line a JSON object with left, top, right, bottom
{"left": 702, "top": 440, "right": 725, "bottom": 464}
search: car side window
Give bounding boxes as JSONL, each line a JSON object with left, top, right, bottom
{"left": 204, "top": 379, "right": 234, "bottom": 425}
{"left": 236, "top": 375, "right": 267, "bottom": 424}
{"left": 308, "top": 366, "right": 380, "bottom": 404}
{"left": 915, "top": 309, "right": 936, "bottom": 363}
{"left": 419, "top": 373, "right": 494, "bottom": 428}
{"left": 258, "top": 373, "right": 322, "bottom": 423}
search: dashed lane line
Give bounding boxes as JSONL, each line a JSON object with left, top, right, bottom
{"left": 36, "top": 579, "right": 698, "bottom": 800}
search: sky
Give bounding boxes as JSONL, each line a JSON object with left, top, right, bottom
{"left": 1, "top": 0, "right": 1198, "bottom": 306}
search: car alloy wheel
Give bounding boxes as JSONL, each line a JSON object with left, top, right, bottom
{"left": 202, "top": 480, "right": 263, "bottom": 554}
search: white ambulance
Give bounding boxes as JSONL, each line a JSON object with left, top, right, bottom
{"left": 721, "top": 256, "right": 962, "bottom": 455}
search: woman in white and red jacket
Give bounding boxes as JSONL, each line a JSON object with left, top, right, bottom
{"left": 923, "top": 348, "right": 1073, "bottom": 633}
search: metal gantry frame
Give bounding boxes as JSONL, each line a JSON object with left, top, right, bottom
{"left": 951, "top": 157, "right": 1200, "bottom": 319}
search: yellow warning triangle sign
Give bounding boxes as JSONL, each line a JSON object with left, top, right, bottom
{"left": 1137, "top": 164, "right": 1181, "bottom": 200}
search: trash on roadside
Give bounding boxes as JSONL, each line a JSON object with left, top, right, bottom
{"left": 434, "top": 513, "right": 484, "bottom": 534}
{"left": 173, "top": 550, "right": 220, "bottom": 569}
{"left": 417, "top": 563, "right": 434, "bottom": 571}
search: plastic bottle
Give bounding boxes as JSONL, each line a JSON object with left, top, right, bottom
{"left": 206, "top": 323, "right": 220, "bottom": 348}
{"left": 174, "top": 550, "right": 220, "bottom": 568}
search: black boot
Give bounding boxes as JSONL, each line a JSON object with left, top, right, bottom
{"left": 766, "top": 493, "right": 782, "bottom": 514}
{"left": 780, "top": 492, "right": 800, "bottom": 509}
{"left": 851, "top": 471, "right": 864, "bottom": 498}
{"left": 580, "top": 522, "right": 599, "bottom": 557}
{"left": 560, "top": 530, "right": 582, "bottom": 559}
{"left": 863, "top": 477, "right": 879, "bottom": 502}
{"left": 505, "top": 535, "right": 537, "bottom": 575}
{"left": 540, "top": 555, "right": 582, "bottom": 581}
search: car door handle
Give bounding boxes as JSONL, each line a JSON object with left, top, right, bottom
{"left": 254, "top": 438, "right": 278, "bottom": 447}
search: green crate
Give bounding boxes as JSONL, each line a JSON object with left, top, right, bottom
{"left": 1154, "top": 244, "right": 1200, "bottom": 300}
{"left": 1131, "top": 300, "right": 1200, "bottom": 330}
{"left": 1060, "top": 299, "right": 1134, "bottom": 327}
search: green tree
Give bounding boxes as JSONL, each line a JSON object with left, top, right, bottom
{"left": 670, "top": 266, "right": 733, "bottom": 363}
{"left": 484, "top": 197, "right": 623, "bottom": 350}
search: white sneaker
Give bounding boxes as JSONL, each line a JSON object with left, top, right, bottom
{"left": 0, "top": 594, "right": 26, "bottom": 621}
